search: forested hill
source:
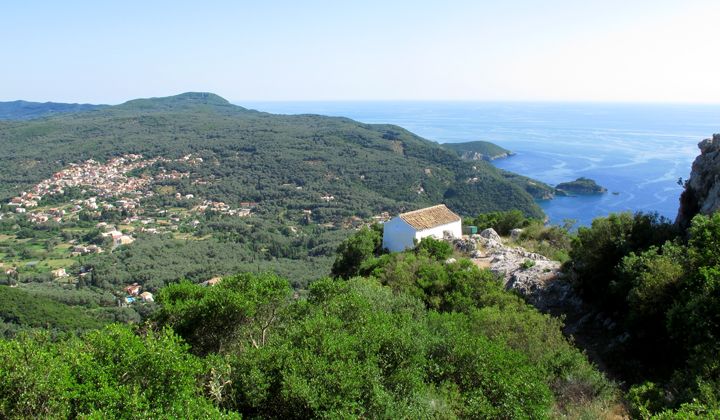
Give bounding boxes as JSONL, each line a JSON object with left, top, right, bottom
{"left": 0, "top": 100, "right": 106, "bottom": 120}
{"left": 0, "top": 92, "right": 543, "bottom": 219}
{"left": 442, "top": 140, "right": 513, "bottom": 161}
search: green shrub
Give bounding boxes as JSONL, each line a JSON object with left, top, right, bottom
{"left": 521, "top": 259, "right": 536, "bottom": 269}
{"left": 471, "top": 210, "right": 533, "bottom": 236}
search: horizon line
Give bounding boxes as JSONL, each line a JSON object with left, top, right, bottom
{"left": 3, "top": 94, "right": 720, "bottom": 107}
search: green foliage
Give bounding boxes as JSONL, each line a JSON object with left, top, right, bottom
{"left": 617, "top": 242, "right": 684, "bottom": 329}
{"left": 415, "top": 236, "right": 453, "bottom": 260}
{"left": 155, "top": 272, "right": 291, "bottom": 355}
{"left": 569, "top": 212, "right": 677, "bottom": 309}
{"left": 470, "top": 209, "right": 534, "bottom": 235}
{"left": 220, "top": 277, "right": 555, "bottom": 418}
{"left": 353, "top": 250, "right": 615, "bottom": 415}
{"left": 0, "top": 93, "right": 544, "bottom": 218}
{"left": 0, "top": 330, "right": 74, "bottom": 417}
{"left": 0, "top": 325, "right": 233, "bottom": 419}
{"left": 441, "top": 140, "right": 511, "bottom": 160}
{"left": 82, "top": 226, "right": 338, "bottom": 290}
{"left": 0, "top": 246, "right": 617, "bottom": 418}
{"left": 565, "top": 212, "right": 720, "bottom": 415}
{"left": 0, "top": 286, "right": 106, "bottom": 335}
{"left": 515, "top": 220, "right": 573, "bottom": 262}
{"left": 520, "top": 259, "right": 536, "bottom": 269}
{"left": 330, "top": 224, "right": 383, "bottom": 278}
{"left": 555, "top": 177, "right": 607, "bottom": 195}
{"left": 224, "top": 278, "right": 436, "bottom": 418}
{"left": 0, "top": 100, "right": 105, "bottom": 120}
{"left": 360, "top": 252, "right": 496, "bottom": 312}
{"left": 425, "top": 311, "right": 553, "bottom": 418}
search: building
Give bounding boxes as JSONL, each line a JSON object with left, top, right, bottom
{"left": 201, "top": 276, "right": 222, "bottom": 287}
{"left": 382, "top": 204, "right": 462, "bottom": 252}
{"left": 125, "top": 283, "right": 142, "bottom": 296}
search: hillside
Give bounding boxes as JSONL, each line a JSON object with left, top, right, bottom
{"left": 442, "top": 140, "right": 513, "bottom": 161}
{"left": 0, "top": 100, "right": 106, "bottom": 120}
{"left": 0, "top": 92, "right": 549, "bottom": 303}
{"left": 0, "top": 92, "right": 542, "bottom": 219}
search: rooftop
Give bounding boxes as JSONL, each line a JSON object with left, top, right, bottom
{"left": 399, "top": 204, "right": 461, "bottom": 231}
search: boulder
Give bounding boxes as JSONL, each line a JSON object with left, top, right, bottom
{"left": 479, "top": 228, "right": 501, "bottom": 242}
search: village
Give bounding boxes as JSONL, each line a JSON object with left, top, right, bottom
{"left": 0, "top": 154, "right": 508, "bottom": 311}
{"left": 3, "top": 153, "right": 255, "bottom": 225}
{"left": 0, "top": 154, "right": 259, "bottom": 306}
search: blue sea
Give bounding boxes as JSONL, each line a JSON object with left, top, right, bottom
{"left": 241, "top": 101, "right": 720, "bottom": 226}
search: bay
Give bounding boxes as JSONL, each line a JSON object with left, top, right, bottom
{"left": 241, "top": 101, "right": 720, "bottom": 226}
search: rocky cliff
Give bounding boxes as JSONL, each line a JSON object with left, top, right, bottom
{"left": 453, "top": 230, "right": 622, "bottom": 374}
{"left": 676, "top": 134, "right": 720, "bottom": 229}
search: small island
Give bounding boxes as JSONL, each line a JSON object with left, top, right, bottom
{"left": 442, "top": 140, "right": 514, "bottom": 161}
{"left": 555, "top": 177, "right": 607, "bottom": 195}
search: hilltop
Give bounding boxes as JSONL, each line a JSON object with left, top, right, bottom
{"left": 0, "top": 92, "right": 543, "bottom": 219}
{"left": 0, "top": 100, "right": 106, "bottom": 120}
{"left": 0, "top": 92, "right": 550, "bottom": 301}
{"left": 442, "top": 140, "right": 514, "bottom": 161}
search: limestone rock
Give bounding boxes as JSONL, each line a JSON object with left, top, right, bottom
{"left": 479, "top": 228, "right": 501, "bottom": 242}
{"left": 466, "top": 232, "right": 579, "bottom": 313}
{"left": 677, "top": 134, "right": 720, "bottom": 228}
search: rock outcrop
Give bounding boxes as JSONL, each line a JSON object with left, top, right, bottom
{"left": 454, "top": 233, "right": 580, "bottom": 312}
{"left": 453, "top": 234, "right": 618, "bottom": 372}
{"left": 677, "top": 134, "right": 720, "bottom": 229}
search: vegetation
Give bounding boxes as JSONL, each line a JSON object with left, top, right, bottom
{"left": 555, "top": 177, "right": 607, "bottom": 195}
{"left": 468, "top": 209, "right": 535, "bottom": 235}
{"left": 0, "top": 325, "right": 232, "bottom": 418}
{"left": 0, "top": 100, "right": 105, "bottom": 120}
{"left": 3, "top": 93, "right": 720, "bottom": 417}
{"left": 0, "top": 286, "right": 107, "bottom": 336}
{"left": 565, "top": 211, "right": 720, "bottom": 417}
{"left": 0, "top": 92, "right": 549, "bottom": 320}
{"left": 441, "top": 140, "right": 512, "bottom": 160}
{"left": 0, "top": 92, "right": 543, "bottom": 219}
{"left": 0, "top": 232, "right": 619, "bottom": 418}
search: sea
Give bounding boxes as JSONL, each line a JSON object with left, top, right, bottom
{"left": 241, "top": 101, "right": 720, "bottom": 227}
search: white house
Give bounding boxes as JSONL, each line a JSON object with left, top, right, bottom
{"left": 382, "top": 204, "right": 462, "bottom": 252}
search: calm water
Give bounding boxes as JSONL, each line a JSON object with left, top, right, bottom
{"left": 241, "top": 101, "right": 720, "bottom": 226}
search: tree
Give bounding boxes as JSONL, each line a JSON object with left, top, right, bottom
{"left": 569, "top": 212, "right": 676, "bottom": 309}
{"left": 415, "top": 236, "right": 453, "bottom": 260}
{"left": 155, "top": 272, "right": 291, "bottom": 355}
{"left": 330, "top": 225, "right": 383, "bottom": 279}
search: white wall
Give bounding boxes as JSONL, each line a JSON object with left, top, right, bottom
{"left": 382, "top": 217, "right": 417, "bottom": 252}
{"left": 383, "top": 218, "right": 462, "bottom": 253}
{"left": 414, "top": 220, "right": 462, "bottom": 243}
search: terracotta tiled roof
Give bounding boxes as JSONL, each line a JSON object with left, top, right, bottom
{"left": 399, "top": 204, "right": 460, "bottom": 231}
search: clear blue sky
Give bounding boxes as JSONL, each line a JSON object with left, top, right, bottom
{"left": 2, "top": 0, "right": 718, "bottom": 104}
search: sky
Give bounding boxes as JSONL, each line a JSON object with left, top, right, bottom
{"left": 1, "top": 0, "right": 719, "bottom": 104}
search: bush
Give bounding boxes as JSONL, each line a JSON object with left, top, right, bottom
{"left": 330, "top": 225, "right": 383, "bottom": 279}
{"left": 155, "top": 272, "right": 291, "bottom": 355}
{"left": 415, "top": 236, "right": 453, "bottom": 260}
{"left": 0, "top": 325, "right": 232, "bottom": 418}
{"left": 569, "top": 212, "right": 676, "bottom": 309}
{"left": 471, "top": 210, "right": 533, "bottom": 236}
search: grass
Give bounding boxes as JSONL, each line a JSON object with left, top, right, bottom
{"left": 45, "top": 258, "right": 76, "bottom": 269}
